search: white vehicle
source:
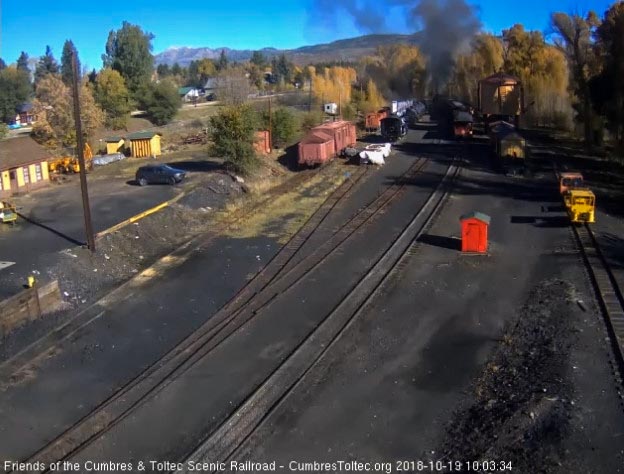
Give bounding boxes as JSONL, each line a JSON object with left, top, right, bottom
{"left": 364, "top": 143, "right": 391, "bottom": 158}
{"left": 359, "top": 150, "right": 385, "bottom": 165}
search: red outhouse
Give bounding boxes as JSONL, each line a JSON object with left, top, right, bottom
{"left": 460, "top": 212, "right": 490, "bottom": 253}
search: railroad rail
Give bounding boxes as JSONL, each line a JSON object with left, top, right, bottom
{"left": 551, "top": 160, "right": 624, "bottom": 381}
{"left": 177, "top": 160, "right": 460, "bottom": 472}
{"left": 18, "top": 158, "right": 431, "bottom": 471}
{"left": 572, "top": 223, "right": 624, "bottom": 376}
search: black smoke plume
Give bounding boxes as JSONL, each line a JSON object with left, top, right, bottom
{"left": 307, "top": 0, "right": 481, "bottom": 90}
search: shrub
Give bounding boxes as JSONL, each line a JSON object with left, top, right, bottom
{"left": 210, "top": 104, "right": 260, "bottom": 175}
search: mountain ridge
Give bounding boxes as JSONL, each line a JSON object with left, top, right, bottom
{"left": 154, "top": 33, "right": 420, "bottom": 66}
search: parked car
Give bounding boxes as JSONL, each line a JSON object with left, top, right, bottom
{"left": 136, "top": 165, "right": 186, "bottom": 186}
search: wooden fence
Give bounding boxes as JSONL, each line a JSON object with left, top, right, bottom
{"left": 0, "top": 280, "right": 62, "bottom": 338}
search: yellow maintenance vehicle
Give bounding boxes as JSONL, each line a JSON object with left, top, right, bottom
{"left": 48, "top": 143, "right": 93, "bottom": 174}
{"left": 558, "top": 172, "right": 584, "bottom": 195}
{"left": 0, "top": 201, "right": 18, "bottom": 225}
{"left": 564, "top": 188, "right": 595, "bottom": 223}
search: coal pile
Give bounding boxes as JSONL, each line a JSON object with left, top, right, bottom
{"left": 439, "top": 279, "right": 576, "bottom": 473}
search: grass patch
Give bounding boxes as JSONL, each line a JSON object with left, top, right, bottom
{"left": 218, "top": 165, "right": 346, "bottom": 243}
{"left": 174, "top": 104, "right": 224, "bottom": 122}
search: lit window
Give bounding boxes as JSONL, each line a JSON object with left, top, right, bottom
{"left": 35, "top": 164, "right": 43, "bottom": 181}
{"left": 22, "top": 167, "right": 30, "bottom": 184}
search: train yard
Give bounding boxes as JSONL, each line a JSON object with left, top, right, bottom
{"left": 1, "top": 103, "right": 624, "bottom": 474}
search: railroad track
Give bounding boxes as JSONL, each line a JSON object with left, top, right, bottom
{"left": 19, "top": 158, "right": 430, "bottom": 471}
{"left": 177, "top": 160, "right": 460, "bottom": 473}
{"left": 551, "top": 161, "right": 624, "bottom": 383}
{"left": 572, "top": 223, "right": 624, "bottom": 377}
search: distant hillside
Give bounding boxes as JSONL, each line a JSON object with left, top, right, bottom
{"left": 154, "top": 33, "right": 420, "bottom": 66}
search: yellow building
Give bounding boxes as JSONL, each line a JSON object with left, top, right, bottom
{"left": 103, "top": 136, "right": 126, "bottom": 155}
{"left": 0, "top": 136, "right": 50, "bottom": 198}
{"left": 127, "top": 132, "right": 162, "bottom": 158}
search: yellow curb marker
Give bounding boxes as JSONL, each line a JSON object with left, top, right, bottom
{"left": 95, "top": 192, "right": 186, "bottom": 240}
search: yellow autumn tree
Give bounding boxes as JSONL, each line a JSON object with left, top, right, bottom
{"left": 312, "top": 66, "right": 357, "bottom": 105}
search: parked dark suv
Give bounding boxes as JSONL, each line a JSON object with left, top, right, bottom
{"left": 135, "top": 165, "right": 186, "bottom": 186}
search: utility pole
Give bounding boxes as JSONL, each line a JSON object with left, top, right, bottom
{"left": 268, "top": 96, "right": 272, "bottom": 151}
{"left": 71, "top": 49, "right": 96, "bottom": 252}
{"left": 308, "top": 79, "right": 312, "bottom": 113}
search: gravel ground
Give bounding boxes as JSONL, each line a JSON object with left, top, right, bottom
{"left": 0, "top": 160, "right": 348, "bottom": 362}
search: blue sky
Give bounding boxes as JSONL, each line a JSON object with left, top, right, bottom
{"left": 0, "top": 0, "right": 614, "bottom": 70}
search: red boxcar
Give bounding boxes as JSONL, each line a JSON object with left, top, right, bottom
{"left": 365, "top": 110, "right": 389, "bottom": 131}
{"left": 314, "top": 121, "right": 356, "bottom": 153}
{"left": 298, "top": 120, "right": 356, "bottom": 167}
{"left": 365, "top": 113, "right": 381, "bottom": 130}
{"left": 298, "top": 130, "right": 335, "bottom": 166}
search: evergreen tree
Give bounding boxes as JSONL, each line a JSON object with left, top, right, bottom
{"left": 35, "top": 46, "right": 59, "bottom": 84}
{"left": 17, "top": 52, "right": 30, "bottom": 74}
{"left": 60, "top": 40, "right": 80, "bottom": 85}
{"left": 217, "top": 50, "right": 228, "bottom": 71}
{"left": 87, "top": 69, "right": 98, "bottom": 84}
{"left": 102, "top": 21, "right": 155, "bottom": 96}
{"left": 250, "top": 51, "right": 267, "bottom": 68}
{"left": 0, "top": 66, "right": 32, "bottom": 122}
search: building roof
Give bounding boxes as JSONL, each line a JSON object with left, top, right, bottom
{"left": 178, "top": 87, "right": 193, "bottom": 95}
{"left": 460, "top": 211, "right": 491, "bottom": 224}
{"left": 16, "top": 103, "right": 33, "bottom": 114}
{"left": 480, "top": 72, "right": 521, "bottom": 86}
{"left": 103, "top": 136, "right": 125, "bottom": 142}
{"left": 126, "top": 131, "right": 162, "bottom": 140}
{"left": 0, "top": 136, "right": 51, "bottom": 170}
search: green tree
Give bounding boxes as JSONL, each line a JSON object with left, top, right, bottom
{"left": 87, "top": 69, "right": 98, "bottom": 84}
{"left": 61, "top": 40, "right": 80, "bottom": 85}
{"left": 17, "top": 52, "right": 30, "bottom": 73}
{"left": 210, "top": 104, "right": 259, "bottom": 175}
{"left": 271, "top": 54, "right": 293, "bottom": 87}
{"left": 261, "top": 108, "right": 298, "bottom": 148}
{"left": 102, "top": 21, "right": 155, "bottom": 96}
{"left": 0, "top": 58, "right": 6, "bottom": 71}
{"left": 250, "top": 51, "right": 267, "bottom": 68}
{"left": 137, "top": 79, "right": 180, "bottom": 125}
{"left": 35, "top": 46, "right": 59, "bottom": 84}
{"left": 93, "top": 68, "right": 131, "bottom": 129}
{"left": 217, "top": 50, "right": 228, "bottom": 71}
{"left": 0, "top": 123, "right": 8, "bottom": 139}
{"left": 0, "top": 66, "right": 32, "bottom": 122}
{"left": 171, "top": 63, "right": 182, "bottom": 76}
{"left": 156, "top": 63, "right": 171, "bottom": 77}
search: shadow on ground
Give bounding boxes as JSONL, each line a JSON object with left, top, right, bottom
{"left": 418, "top": 234, "right": 462, "bottom": 251}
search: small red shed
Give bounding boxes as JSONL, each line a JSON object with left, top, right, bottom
{"left": 460, "top": 211, "right": 490, "bottom": 253}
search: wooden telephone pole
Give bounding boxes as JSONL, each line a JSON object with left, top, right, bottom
{"left": 71, "top": 49, "right": 96, "bottom": 252}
